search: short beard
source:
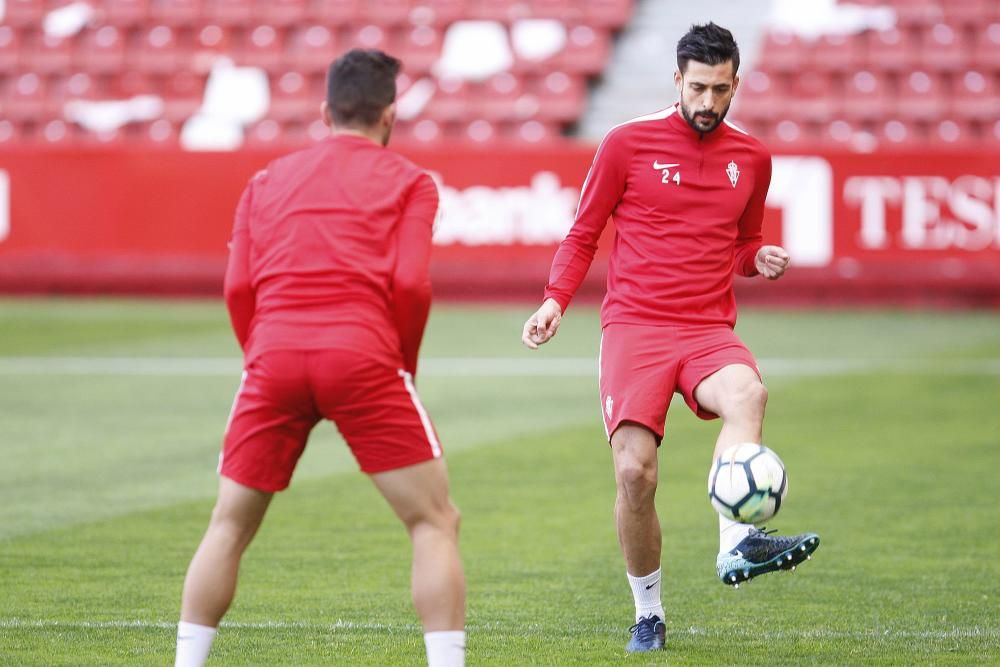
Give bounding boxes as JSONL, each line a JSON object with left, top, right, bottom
{"left": 680, "top": 101, "right": 730, "bottom": 134}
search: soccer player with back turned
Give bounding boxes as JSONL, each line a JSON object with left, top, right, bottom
{"left": 521, "top": 23, "right": 820, "bottom": 653}
{"left": 174, "top": 50, "right": 466, "bottom": 667}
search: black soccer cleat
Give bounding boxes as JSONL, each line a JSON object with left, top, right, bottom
{"left": 625, "top": 614, "right": 666, "bottom": 653}
{"left": 717, "top": 527, "right": 820, "bottom": 587}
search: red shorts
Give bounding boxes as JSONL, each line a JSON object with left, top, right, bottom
{"left": 220, "top": 349, "right": 441, "bottom": 492}
{"left": 598, "top": 322, "right": 760, "bottom": 442}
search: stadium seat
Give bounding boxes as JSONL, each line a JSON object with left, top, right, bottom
{"left": 4, "top": 72, "right": 47, "bottom": 121}
{"left": 928, "top": 118, "right": 979, "bottom": 149}
{"left": 408, "top": 0, "right": 467, "bottom": 27}
{"left": 49, "top": 72, "right": 100, "bottom": 117}
{"left": 951, "top": 70, "right": 1000, "bottom": 123}
{"left": 135, "top": 25, "right": 185, "bottom": 74}
{"left": 841, "top": 69, "right": 894, "bottom": 122}
{"left": 205, "top": 0, "right": 255, "bottom": 27}
{"left": 238, "top": 25, "right": 286, "bottom": 72}
{"left": 361, "top": 0, "right": 413, "bottom": 26}
{"left": 943, "top": 0, "right": 997, "bottom": 26}
{"left": 395, "top": 24, "right": 443, "bottom": 76}
{"left": 25, "top": 33, "right": 73, "bottom": 74}
{"left": 345, "top": 24, "right": 390, "bottom": 52}
{"left": 259, "top": 0, "right": 310, "bottom": 27}
{"left": 557, "top": 25, "right": 611, "bottom": 75}
{"left": 191, "top": 24, "right": 234, "bottom": 73}
{"left": 0, "top": 120, "right": 17, "bottom": 145}
{"left": 101, "top": 0, "right": 150, "bottom": 27}
{"left": 789, "top": 71, "right": 838, "bottom": 123}
{"left": 149, "top": 0, "right": 203, "bottom": 27}
{"left": 287, "top": 26, "right": 339, "bottom": 74}
{"left": 394, "top": 118, "right": 445, "bottom": 145}
{"left": 162, "top": 70, "right": 206, "bottom": 122}
{"left": 817, "top": 119, "right": 860, "bottom": 150}
{"left": 876, "top": 119, "right": 926, "bottom": 150}
{"left": 808, "top": 32, "right": 866, "bottom": 73}
{"left": 758, "top": 31, "right": 807, "bottom": 73}
{"left": 897, "top": 70, "right": 948, "bottom": 122}
{"left": 423, "top": 77, "right": 470, "bottom": 123}
{"left": 505, "top": 119, "right": 560, "bottom": 145}
{"left": 78, "top": 26, "right": 127, "bottom": 74}
{"left": 2, "top": 0, "right": 46, "bottom": 27}
{"left": 39, "top": 119, "right": 78, "bottom": 146}
{"left": 475, "top": 71, "right": 524, "bottom": 120}
{"left": 768, "top": 119, "right": 820, "bottom": 151}
{"left": 244, "top": 118, "right": 287, "bottom": 147}
{"left": 920, "top": 23, "right": 970, "bottom": 72}
{"left": 585, "top": 0, "right": 633, "bottom": 30}
{"left": 0, "top": 26, "right": 22, "bottom": 74}
{"left": 467, "top": 0, "right": 524, "bottom": 23}
{"left": 311, "top": 0, "right": 362, "bottom": 24}
{"left": 463, "top": 118, "right": 501, "bottom": 145}
{"left": 132, "top": 118, "right": 182, "bottom": 147}
{"left": 732, "top": 70, "right": 782, "bottom": 125}
{"left": 533, "top": 70, "right": 585, "bottom": 122}
{"left": 268, "top": 70, "right": 315, "bottom": 121}
{"left": 867, "top": 28, "right": 920, "bottom": 73}
{"left": 971, "top": 23, "right": 1000, "bottom": 71}
{"left": 892, "top": 0, "right": 944, "bottom": 27}
{"left": 529, "top": 0, "right": 582, "bottom": 22}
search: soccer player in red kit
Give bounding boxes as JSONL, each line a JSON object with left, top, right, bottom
{"left": 521, "top": 23, "right": 819, "bottom": 652}
{"left": 174, "top": 50, "right": 466, "bottom": 667}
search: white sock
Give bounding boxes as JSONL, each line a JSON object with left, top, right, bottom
{"left": 626, "top": 568, "right": 664, "bottom": 622}
{"left": 175, "top": 621, "right": 217, "bottom": 667}
{"left": 719, "top": 515, "right": 753, "bottom": 554}
{"left": 424, "top": 630, "right": 465, "bottom": 667}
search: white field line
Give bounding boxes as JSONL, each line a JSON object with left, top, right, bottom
{"left": 0, "top": 618, "right": 996, "bottom": 641}
{"left": 0, "top": 356, "right": 999, "bottom": 377}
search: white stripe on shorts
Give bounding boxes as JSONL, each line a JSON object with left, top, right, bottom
{"left": 398, "top": 369, "right": 442, "bottom": 459}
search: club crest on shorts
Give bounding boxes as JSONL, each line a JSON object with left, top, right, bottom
{"left": 605, "top": 395, "right": 614, "bottom": 419}
{"left": 726, "top": 160, "right": 740, "bottom": 188}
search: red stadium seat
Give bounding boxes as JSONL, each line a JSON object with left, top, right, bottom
{"left": 876, "top": 119, "right": 926, "bottom": 150}
{"left": 268, "top": 70, "right": 315, "bottom": 121}
{"left": 928, "top": 118, "right": 979, "bottom": 149}
{"left": 951, "top": 70, "right": 1000, "bottom": 123}
{"left": 943, "top": 0, "right": 996, "bottom": 26}
{"left": 394, "top": 118, "right": 445, "bottom": 145}
{"left": 191, "top": 24, "right": 234, "bottom": 73}
{"left": 0, "top": 120, "right": 18, "bottom": 145}
{"left": 3, "top": 0, "right": 46, "bottom": 27}
{"left": 467, "top": 0, "right": 525, "bottom": 23}
{"left": 102, "top": 0, "right": 150, "bottom": 27}
{"left": 533, "top": 70, "right": 585, "bottom": 123}
{"left": 0, "top": 26, "right": 22, "bottom": 74}
{"left": 149, "top": 0, "right": 203, "bottom": 27}
{"left": 49, "top": 72, "right": 101, "bottom": 117}
{"left": 506, "top": 119, "right": 560, "bottom": 145}
{"left": 311, "top": 0, "right": 362, "bottom": 24}
{"left": 238, "top": 25, "right": 286, "bottom": 72}
{"left": 345, "top": 24, "right": 389, "bottom": 52}
{"left": 817, "top": 119, "right": 860, "bottom": 151}
{"left": 585, "top": 0, "right": 633, "bottom": 30}
{"left": 556, "top": 25, "right": 611, "bottom": 76}
{"left": 475, "top": 71, "right": 524, "bottom": 120}
{"left": 789, "top": 70, "right": 838, "bottom": 123}
{"left": 360, "top": 0, "right": 413, "bottom": 26}
{"left": 897, "top": 70, "right": 948, "bottom": 122}
{"left": 408, "top": 0, "right": 467, "bottom": 27}
{"left": 39, "top": 119, "right": 79, "bottom": 146}
{"left": 867, "top": 28, "right": 920, "bottom": 73}
{"left": 162, "top": 71, "right": 206, "bottom": 122}
{"left": 134, "top": 118, "right": 182, "bottom": 147}
{"left": 78, "top": 26, "right": 127, "bottom": 74}
{"left": 135, "top": 25, "right": 185, "bottom": 74}
{"left": 4, "top": 72, "right": 47, "bottom": 121}
{"left": 259, "top": 0, "right": 310, "bottom": 27}
{"left": 892, "top": 0, "right": 944, "bottom": 27}
{"left": 808, "top": 32, "right": 866, "bottom": 73}
{"left": 920, "top": 23, "right": 969, "bottom": 72}
{"left": 529, "top": 0, "right": 582, "bottom": 22}
{"left": 114, "top": 70, "right": 154, "bottom": 98}
{"left": 732, "top": 70, "right": 784, "bottom": 125}
{"left": 463, "top": 118, "right": 501, "bottom": 145}
{"left": 768, "top": 119, "right": 819, "bottom": 151}
{"left": 423, "top": 77, "right": 470, "bottom": 123}
{"left": 287, "top": 26, "right": 339, "bottom": 74}
{"left": 971, "top": 23, "right": 1000, "bottom": 71}
{"left": 841, "top": 69, "right": 894, "bottom": 122}
{"left": 758, "top": 31, "right": 807, "bottom": 73}
{"left": 395, "top": 25, "right": 443, "bottom": 76}
{"left": 25, "top": 32, "right": 74, "bottom": 74}
{"left": 205, "top": 0, "right": 255, "bottom": 27}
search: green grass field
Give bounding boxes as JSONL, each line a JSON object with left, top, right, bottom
{"left": 1, "top": 298, "right": 998, "bottom": 665}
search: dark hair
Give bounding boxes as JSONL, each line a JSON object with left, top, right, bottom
{"left": 325, "top": 49, "right": 401, "bottom": 128}
{"left": 676, "top": 22, "right": 740, "bottom": 75}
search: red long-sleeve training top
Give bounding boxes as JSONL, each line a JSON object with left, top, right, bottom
{"left": 224, "top": 133, "right": 438, "bottom": 376}
{"left": 544, "top": 104, "right": 772, "bottom": 328}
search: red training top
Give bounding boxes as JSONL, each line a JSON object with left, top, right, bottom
{"left": 224, "top": 133, "right": 439, "bottom": 376}
{"left": 544, "top": 104, "right": 772, "bottom": 328}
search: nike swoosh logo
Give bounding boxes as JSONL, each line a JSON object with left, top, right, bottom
{"left": 644, "top": 579, "right": 660, "bottom": 590}
{"left": 652, "top": 161, "right": 679, "bottom": 170}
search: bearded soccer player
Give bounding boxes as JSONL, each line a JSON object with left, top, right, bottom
{"left": 521, "top": 23, "right": 820, "bottom": 653}
{"left": 174, "top": 50, "right": 466, "bottom": 667}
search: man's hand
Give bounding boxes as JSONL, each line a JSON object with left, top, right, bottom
{"left": 521, "top": 298, "right": 563, "bottom": 349}
{"left": 755, "top": 245, "right": 790, "bottom": 280}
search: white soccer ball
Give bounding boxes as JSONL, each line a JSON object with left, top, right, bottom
{"left": 708, "top": 443, "right": 788, "bottom": 524}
